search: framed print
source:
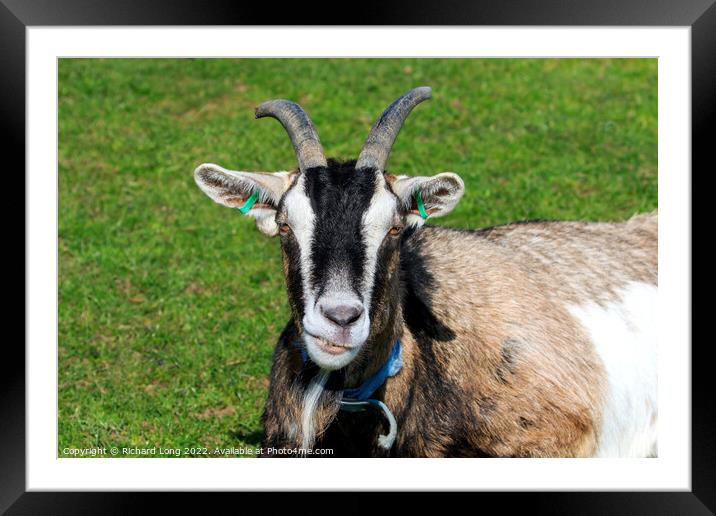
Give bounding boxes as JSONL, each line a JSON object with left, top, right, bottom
{"left": 5, "top": 0, "right": 711, "bottom": 512}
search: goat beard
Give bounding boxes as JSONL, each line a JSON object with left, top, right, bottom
{"left": 299, "top": 369, "right": 340, "bottom": 452}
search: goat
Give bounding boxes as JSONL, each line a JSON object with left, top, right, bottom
{"left": 194, "top": 87, "right": 657, "bottom": 457}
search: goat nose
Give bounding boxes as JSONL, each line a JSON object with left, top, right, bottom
{"left": 321, "top": 302, "right": 364, "bottom": 327}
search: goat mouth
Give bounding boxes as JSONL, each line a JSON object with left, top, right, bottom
{"left": 313, "top": 336, "right": 352, "bottom": 355}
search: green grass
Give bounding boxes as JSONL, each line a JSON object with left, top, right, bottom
{"left": 58, "top": 58, "right": 657, "bottom": 457}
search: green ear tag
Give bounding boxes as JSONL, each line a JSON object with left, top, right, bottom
{"left": 238, "top": 190, "right": 259, "bottom": 214}
{"left": 415, "top": 190, "right": 429, "bottom": 220}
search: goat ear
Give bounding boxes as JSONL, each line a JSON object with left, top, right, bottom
{"left": 194, "top": 163, "right": 294, "bottom": 236}
{"left": 387, "top": 172, "right": 464, "bottom": 227}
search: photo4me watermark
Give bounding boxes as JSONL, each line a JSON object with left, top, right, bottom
{"left": 60, "top": 446, "right": 334, "bottom": 457}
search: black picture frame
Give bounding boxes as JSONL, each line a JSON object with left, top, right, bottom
{"left": 3, "top": 0, "right": 710, "bottom": 513}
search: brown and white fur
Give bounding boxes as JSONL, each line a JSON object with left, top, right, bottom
{"left": 194, "top": 87, "right": 657, "bottom": 457}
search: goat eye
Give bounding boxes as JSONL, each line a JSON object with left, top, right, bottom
{"left": 279, "top": 223, "right": 291, "bottom": 234}
{"left": 388, "top": 226, "right": 403, "bottom": 237}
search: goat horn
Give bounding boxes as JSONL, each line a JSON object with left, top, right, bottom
{"left": 255, "top": 100, "right": 327, "bottom": 172}
{"left": 356, "top": 86, "right": 432, "bottom": 172}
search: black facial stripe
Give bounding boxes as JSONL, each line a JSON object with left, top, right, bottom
{"left": 304, "top": 159, "right": 378, "bottom": 298}
{"left": 281, "top": 229, "right": 305, "bottom": 320}
{"left": 368, "top": 231, "right": 401, "bottom": 322}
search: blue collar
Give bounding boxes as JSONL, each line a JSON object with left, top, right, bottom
{"left": 293, "top": 338, "right": 403, "bottom": 401}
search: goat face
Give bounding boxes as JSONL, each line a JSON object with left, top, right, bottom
{"left": 194, "top": 88, "right": 464, "bottom": 370}
{"left": 278, "top": 160, "right": 397, "bottom": 369}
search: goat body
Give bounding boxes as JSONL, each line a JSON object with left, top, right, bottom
{"left": 194, "top": 87, "right": 657, "bottom": 458}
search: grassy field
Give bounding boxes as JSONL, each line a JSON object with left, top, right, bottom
{"left": 58, "top": 58, "right": 657, "bottom": 457}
